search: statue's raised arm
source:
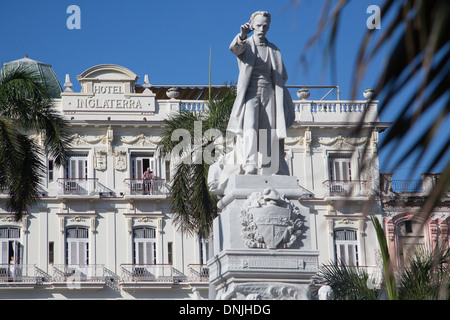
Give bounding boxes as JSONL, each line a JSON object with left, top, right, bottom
{"left": 208, "top": 11, "right": 295, "bottom": 195}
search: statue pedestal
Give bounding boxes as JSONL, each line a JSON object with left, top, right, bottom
{"left": 207, "top": 175, "right": 319, "bottom": 300}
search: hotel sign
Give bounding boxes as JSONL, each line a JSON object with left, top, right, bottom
{"left": 61, "top": 64, "right": 156, "bottom": 113}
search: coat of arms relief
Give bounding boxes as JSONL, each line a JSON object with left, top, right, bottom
{"left": 240, "top": 188, "right": 306, "bottom": 249}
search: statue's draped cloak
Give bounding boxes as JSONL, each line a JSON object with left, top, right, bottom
{"left": 227, "top": 34, "right": 295, "bottom": 140}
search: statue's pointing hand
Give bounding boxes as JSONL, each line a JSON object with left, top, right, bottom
{"left": 240, "top": 22, "right": 253, "bottom": 40}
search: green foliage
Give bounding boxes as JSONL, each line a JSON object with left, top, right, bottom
{"left": 318, "top": 222, "right": 449, "bottom": 300}
{"left": 370, "top": 216, "right": 398, "bottom": 300}
{"left": 398, "top": 245, "right": 450, "bottom": 300}
{"left": 157, "top": 87, "right": 236, "bottom": 237}
{"left": 301, "top": 0, "right": 450, "bottom": 220}
{"left": 0, "top": 66, "right": 72, "bottom": 220}
{"left": 317, "top": 262, "right": 379, "bottom": 300}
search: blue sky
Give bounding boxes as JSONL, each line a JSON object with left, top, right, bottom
{"left": 0, "top": 0, "right": 447, "bottom": 180}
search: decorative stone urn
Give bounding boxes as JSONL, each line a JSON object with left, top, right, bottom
{"left": 297, "top": 88, "right": 310, "bottom": 100}
{"left": 363, "top": 88, "right": 375, "bottom": 99}
{"left": 166, "top": 87, "right": 180, "bottom": 99}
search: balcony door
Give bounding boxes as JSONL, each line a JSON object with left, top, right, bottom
{"left": 329, "top": 155, "right": 352, "bottom": 194}
{"left": 66, "top": 154, "right": 88, "bottom": 180}
{"left": 130, "top": 155, "right": 156, "bottom": 194}
{"left": 131, "top": 155, "right": 155, "bottom": 179}
{"left": 0, "top": 228, "right": 22, "bottom": 278}
{"left": 133, "top": 227, "right": 156, "bottom": 265}
{"left": 65, "top": 154, "right": 88, "bottom": 194}
{"left": 330, "top": 156, "right": 352, "bottom": 182}
{"left": 66, "top": 227, "right": 89, "bottom": 266}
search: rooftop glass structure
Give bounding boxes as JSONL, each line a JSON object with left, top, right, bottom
{"left": 1, "top": 56, "right": 63, "bottom": 98}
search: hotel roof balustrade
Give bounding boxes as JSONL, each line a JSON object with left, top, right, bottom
{"left": 58, "top": 84, "right": 386, "bottom": 128}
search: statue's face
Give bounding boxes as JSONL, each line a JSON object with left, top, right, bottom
{"left": 251, "top": 14, "right": 270, "bottom": 41}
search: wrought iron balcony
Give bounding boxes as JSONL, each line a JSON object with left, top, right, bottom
{"left": 120, "top": 264, "right": 186, "bottom": 283}
{"left": 57, "top": 178, "right": 99, "bottom": 196}
{"left": 323, "top": 180, "right": 367, "bottom": 198}
{"left": 123, "top": 178, "right": 169, "bottom": 196}
{"left": 0, "top": 264, "right": 51, "bottom": 284}
{"left": 187, "top": 264, "right": 209, "bottom": 282}
{"left": 52, "top": 264, "right": 106, "bottom": 282}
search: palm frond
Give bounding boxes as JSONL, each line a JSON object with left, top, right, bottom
{"left": 371, "top": 215, "right": 398, "bottom": 300}
{"left": 0, "top": 67, "right": 72, "bottom": 166}
{"left": 317, "top": 261, "right": 378, "bottom": 300}
{"left": 0, "top": 66, "right": 71, "bottom": 220}
{"left": 0, "top": 118, "right": 44, "bottom": 220}
{"left": 157, "top": 88, "right": 236, "bottom": 236}
{"left": 300, "top": 0, "right": 450, "bottom": 220}
{"left": 398, "top": 245, "right": 450, "bottom": 300}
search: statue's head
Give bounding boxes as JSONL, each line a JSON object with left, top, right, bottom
{"left": 249, "top": 11, "right": 271, "bottom": 41}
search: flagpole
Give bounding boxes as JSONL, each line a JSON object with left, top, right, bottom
{"left": 209, "top": 45, "right": 212, "bottom": 101}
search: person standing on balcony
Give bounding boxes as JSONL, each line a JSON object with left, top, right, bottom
{"left": 227, "top": 10, "right": 295, "bottom": 175}
{"left": 143, "top": 168, "right": 153, "bottom": 195}
{"left": 9, "top": 256, "right": 15, "bottom": 281}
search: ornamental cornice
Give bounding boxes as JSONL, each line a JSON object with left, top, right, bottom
{"left": 69, "top": 133, "right": 106, "bottom": 145}
{"left": 120, "top": 134, "right": 160, "bottom": 147}
{"left": 285, "top": 136, "right": 304, "bottom": 146}
{"left": 123, "top": 212, "right": 164, "bottom": 218}
{"left": 318, "top": 135, "right": 367, "bottom": 149}
{"left": 123, "top": 212, "right": 164, "bottom": 234}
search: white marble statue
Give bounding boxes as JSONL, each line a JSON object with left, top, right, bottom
{"left": 228, "top": 10, "right": 295, "bottom": 175}
{"left": 208, "top": 11, "right": 295, "bottom": 195}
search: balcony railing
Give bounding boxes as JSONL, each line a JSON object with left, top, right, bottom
{"left": 187, "top": 264, "right": 209, "bottom": 282}
{"left": 323, "top": 180, "right": 367, "bottom": 197}
{"left": 52, "top": 264, "right": 105, "bottom": 282}
{"left": 0, "top": 264, "right": 51, "bottom": 283}
{"left": 0, "top": 263, "right": 209, "bottom": 286}
{"left": 120, "top": 264, "right": 186, "bottom": 282}
{"left": 57, "top": 178, "right": 98, "bottom": 196}
{"left": 391, "top": 180, "right": 423, "bottom": 192}
{"left": 123, "top": 178, "right": 168, "bottom": 196}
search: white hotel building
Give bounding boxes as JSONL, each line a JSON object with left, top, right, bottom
{"left": 1, "top": 57, "right": 444, "bottom": 300}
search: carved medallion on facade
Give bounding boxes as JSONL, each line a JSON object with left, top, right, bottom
{"left": 240, "top": 188, "right": 305, "bottom": 249}
{"left": 114, "top": 150, "right": 127, "bottom": 171}
{"left": 94, "top": 149, "right": 107, "bottom": 171}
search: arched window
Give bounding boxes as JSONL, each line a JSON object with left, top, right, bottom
{"left": 66, "top": 227, "right": 89, "bottom": 265}
{"left": 334, "top": 229, "right": 359, "bottom": 266}
{"left": 133, "top": 227, "right": 156, "bottom": 264}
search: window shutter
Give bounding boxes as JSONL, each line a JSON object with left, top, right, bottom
{"left": 0, "top": 241, "right": 8, "bottom": 265}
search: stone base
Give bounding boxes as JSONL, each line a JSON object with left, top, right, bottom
{"left": 208, "top": 175, "right": 319, "bottom": 300}
{"left": 215, "top": 281, "right": 313, "bottom": 300}
{"left": 208, "top": 249, "right": 319, "bottom": 300}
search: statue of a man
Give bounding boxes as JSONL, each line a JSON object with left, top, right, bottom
{"left": 227, "top": 11, "right": 295, "bottom": 175}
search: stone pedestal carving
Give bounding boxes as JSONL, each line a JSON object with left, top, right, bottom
{"left": 207, "top": 175, "right": 319, "bottom": 300}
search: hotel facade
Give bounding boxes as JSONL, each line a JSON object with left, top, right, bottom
{"left": 0, "top": 57, "right": 448, "bottom": 299}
